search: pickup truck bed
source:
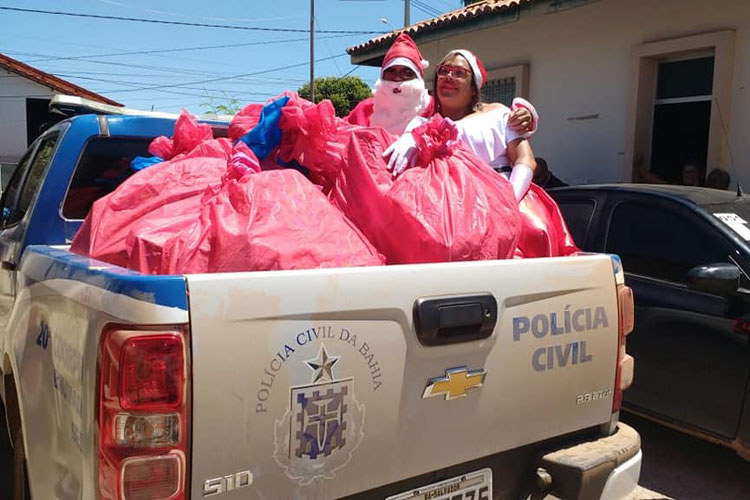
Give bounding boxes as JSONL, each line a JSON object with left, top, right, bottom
{"left": 0, "top": 104, "right": 640, "bottom": 499}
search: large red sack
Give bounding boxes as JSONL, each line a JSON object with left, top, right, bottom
{"left": 514, "top": 184, "right": 580, "bottom": 258}
{"left": 279, "top": 97, "right": 355, "bottom": 191}
{"left": 71, "top": 117, "right": 231, "bottom": 266}
{"left": 154, "top": 168, "right": 384, "bottom": 274}
{"left": 331, "top": 115, "right": 522, "bottom": 264}
{"left": 123, "top": 142, "right": 256, "bottom": 273}
{"left": 148, "top": 110, "right": 216, "bottom": 160}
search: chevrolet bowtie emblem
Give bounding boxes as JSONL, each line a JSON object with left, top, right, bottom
{"left": 422, "top": 367, "right": 486, "bottom": 401}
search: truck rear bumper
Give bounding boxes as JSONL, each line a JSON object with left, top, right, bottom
{"left": 599, "top": 449, "right": 642, "bottom": 500}
{"left": 537, "top": 422, "right": 641, "bottom": 500}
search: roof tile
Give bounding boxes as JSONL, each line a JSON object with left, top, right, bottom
{"left": 0, "top": 52, "right": 123, "bottom": 106}
{"left": 348, "top": 0, "right": 534, "bottom": 55}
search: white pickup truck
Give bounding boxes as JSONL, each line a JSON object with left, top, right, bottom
{"left": 0, "top": 98, "right": 640, "bottom": 500}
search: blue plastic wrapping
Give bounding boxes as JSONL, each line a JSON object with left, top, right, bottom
{"left": 237, "top": 96, "right": 290, "bottom": 160}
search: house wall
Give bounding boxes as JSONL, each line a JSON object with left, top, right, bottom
{"left": 415, "top": 0, "right": 750, "bottom": 186}
{"left": 0, "top": 69, "right": 54, "bottom": 165}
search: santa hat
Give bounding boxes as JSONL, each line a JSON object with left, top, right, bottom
{"left": 381, "top": 33, "right": 429, "bottom": 79}
{"left": 445, "top": 49, "right": 488, "bottom": 89}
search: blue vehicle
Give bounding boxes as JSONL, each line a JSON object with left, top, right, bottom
{"left": 0, "top": 96, "right": 640, "bottom": 500}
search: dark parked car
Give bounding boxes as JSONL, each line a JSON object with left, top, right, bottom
{"left": 550, "top": 184, "right": 750, "bottom": 459}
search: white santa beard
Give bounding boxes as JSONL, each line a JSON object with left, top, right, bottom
{"left": 370, "top": 79, "right": 430, "bottom": 135}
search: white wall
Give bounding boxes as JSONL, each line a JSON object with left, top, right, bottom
{"left": 417, "top": 0, "right": 750, "bottom": 186}
{"left": 0, "top": 69, "right": 54, "bottom": 165}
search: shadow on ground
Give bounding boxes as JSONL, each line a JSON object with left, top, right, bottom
{"left": 621, "top": 412, "right": 750, "bottom": 500}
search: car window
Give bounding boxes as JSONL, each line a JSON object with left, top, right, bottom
{"left": 62, "top": 137, "right": 152, "bottom": 220}
{"left": 0, "top": 133, "right": 59, "bottom": 227}
{"left": 556, "top": 199, "right": 596, "bottom": 248}
{"left": 0, "top": 147, "right": 35, "bottom": 228}
{"left": 605, "top": 201, "right": 732, "bottom": 283}
{"left": 16, "top": 134, "right": 59, "bottom": 218}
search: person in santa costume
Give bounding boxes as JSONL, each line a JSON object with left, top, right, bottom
{"left": 346, "top": 33, "right": 536, "bottom": 138}
{"left": 385, "top": 48, "right": 578, "bottom": 258}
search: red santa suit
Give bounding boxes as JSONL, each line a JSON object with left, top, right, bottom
{"left": 346, "top": 33, "right": 431, "bottom": 135}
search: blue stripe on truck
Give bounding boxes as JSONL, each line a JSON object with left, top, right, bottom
{"left": 20, "top": 245, "right": 188, "bottom": 311}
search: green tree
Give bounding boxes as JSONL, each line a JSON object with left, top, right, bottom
{"left": 200, "top": 91, "right": 242, "bottom": 116}
{"left": 298, "top": 76, "right": 372, "bottom": 117}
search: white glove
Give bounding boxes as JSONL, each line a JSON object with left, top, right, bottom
{"left": 509, "top": 163, "right": 534, "bottom": 202}
{"left": 403, "top": 116, "right": 427, "bottom": 134}
{"left": 383, "top": 132, "right": 417, "bottom": 177}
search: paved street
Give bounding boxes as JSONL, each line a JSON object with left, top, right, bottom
{"left": 621, "top": 412, "right": 750, "bottom": 500}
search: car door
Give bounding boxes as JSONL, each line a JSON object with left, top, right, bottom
{"left": 603, "top": 197, "right": 750, "bottom": 440}
{"left": 553, "top": 193, "right": 602, "bottom": 249}
{"left": 0, "top": 131, "right": 62, "bottom": 332}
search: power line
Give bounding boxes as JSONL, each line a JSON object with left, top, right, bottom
{"left": 433, "top": 0, "right": 461, "bottom": 9}
{"left": 412, "top": 0, "right": 443, "bottom": 17}
{"left": 3, "top": 50, "right": 317, "bottom": 88}
{"left": 48, "top": 73, "right": 299, "bottom": 97}
{"left": 21, "top": 34, "right": 357, "bottom": 63}
{"left": 6, "top": 50, "right": 294, "bottom": 81}
{"left": 4, "top": 49, "right": 230, "bottom": 77}
{"left": 0, "top": 6, "right": 382, "bottom": 34}
{"left": 101, "top": 54, "right": 348, "bottom": 94}
{"left": 341, "top": 65, "right": 361, "bottom": 78}
{"left": 1, "top": 71, "right": 307, "bottom": 84}
{"left": 411, "top": 0, "right": 443, "bottom": 17}
{"left": 316, "top": 18, "right": 342, "bottom": 75}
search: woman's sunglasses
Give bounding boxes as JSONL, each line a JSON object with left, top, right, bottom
{"left": 436, "top": 65, "right": 472, "bottom": 80}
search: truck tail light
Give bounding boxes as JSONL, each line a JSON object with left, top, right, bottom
{"left": 612, "top": 285, "right": 634, "bottom": 412}
{"left": 98, "top": 325, "right": 190, "bottom": 500}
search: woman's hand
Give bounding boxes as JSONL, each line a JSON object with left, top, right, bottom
{"left": 508, "top": 107, "right": 533, "bottom": 133}
{"left": 509, "top": 97, "right": 539, "bottom": 135}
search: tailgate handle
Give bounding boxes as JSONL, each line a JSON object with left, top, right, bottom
{"left": 414, "top": 294, "right": 497, "bottom": 346}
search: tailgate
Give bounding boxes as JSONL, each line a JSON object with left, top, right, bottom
{"left": 186, "top": 255, "right": 619, "bottom": 498}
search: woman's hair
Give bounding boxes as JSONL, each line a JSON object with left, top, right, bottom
{"left": 432, "top": 52, "right": 484, "bottom": 117}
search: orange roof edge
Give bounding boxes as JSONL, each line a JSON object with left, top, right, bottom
{"left": 0, "top": 52, "right": 123, "bottom": 107}
{"left": 347, "top": 0, "right": 535, "bottom": 57}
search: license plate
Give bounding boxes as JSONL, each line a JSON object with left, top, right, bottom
{"left": 386, "top": 468, "right": 492, "bottom": 500}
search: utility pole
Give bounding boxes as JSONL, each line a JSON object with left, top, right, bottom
{"left": 404, "top": 0, "right": 410, "bottom": 27}
{"left": 310, "top": 0, "right": 315, "bottom": 102}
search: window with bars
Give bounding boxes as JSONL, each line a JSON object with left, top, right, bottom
{"left": 481, "top": 76, "right": 516, "bottom": 106}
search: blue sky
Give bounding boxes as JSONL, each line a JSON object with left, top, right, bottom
{"left": 1, "top": 0, "right": 463, "bottom": 113}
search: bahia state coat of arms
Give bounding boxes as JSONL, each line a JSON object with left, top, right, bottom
{"left": 273, "top": 344, "right": 365, "bottom": 485}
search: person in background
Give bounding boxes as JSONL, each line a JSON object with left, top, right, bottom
{"left": 533, "top": 157, "right": 567, "bottom": 189}
{"left": 633, "top": 153, "right": 705, "bottom": 187}
{"left": 680, "top": 162, "right": 703, "bottom": 187}
{"left": 346, "top": 33, "right": 534, "bottom": 137}
{"left": 705, "top": 168, "right": 731, "bottom": 190}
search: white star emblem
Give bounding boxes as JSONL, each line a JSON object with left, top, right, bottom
{"left": 304, "top": 345, "right": 340, "bottom": 384}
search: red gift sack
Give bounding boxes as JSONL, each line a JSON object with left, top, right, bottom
{"left": 157, "top": 168, "right": 384, "bottom": 274}
{"left": 514, "top": 184, "right": 580, "bottom": 258}
{"left": 148, "top": 110, "right": 216, "bottom": 160}
{"left": 278, "top": 97, "right": 356, "bottom": 190}
{"left": 332, "top": 116, "right": 522, "bottom": 264}
{"left": 71, "top": 113, "right": 231, "bottom": 267}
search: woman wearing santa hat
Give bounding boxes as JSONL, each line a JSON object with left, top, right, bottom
{"left": 386, "top": 49, "right": 578, "bottom": 258}
{"left": 346, "top": 34, "right": 534, "bottom": 138}
{"left": 387, "top": 49, "right": 537, "bottom": 200}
